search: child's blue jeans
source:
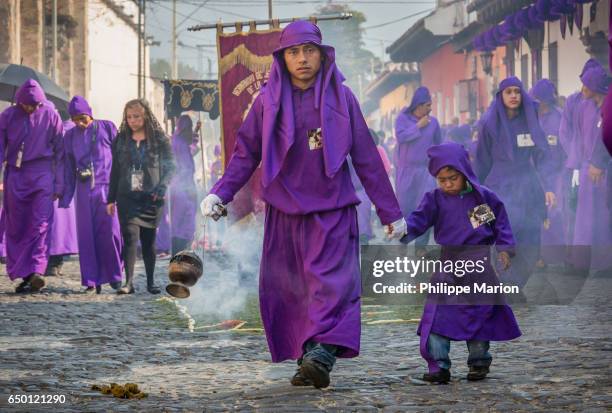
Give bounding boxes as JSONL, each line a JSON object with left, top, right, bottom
{"left": 427, "top": 332, "right": 492, "bottom": 370}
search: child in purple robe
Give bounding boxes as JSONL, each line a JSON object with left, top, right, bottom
{"left": 61, "top": 96, "right": 123, "bottom": 293}
{"left": 201, "top": 21, "right": 405, "bottom": 388}
{"left": 475, "top": 77, "right": 555, "bottom": 291}
{"left": 402, "top": 142, "right": 521, "bottom": 383}
{"left": 394, "top": 86, "right": 442, "bottom": 248}
{"left": 0, "top": 79, "right": 65, "bottom": 293}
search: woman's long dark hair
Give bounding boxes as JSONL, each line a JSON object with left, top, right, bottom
{"left": 119, "top": 98, "right": 165, "bottom": 139}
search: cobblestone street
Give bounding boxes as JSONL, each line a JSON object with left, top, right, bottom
{"left": 0, "top": 259, "right": 611, "bottom": 412}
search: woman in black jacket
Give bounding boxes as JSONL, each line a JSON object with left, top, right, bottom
{"left": 107, "top": 99, "right": 175, "bottom": 294}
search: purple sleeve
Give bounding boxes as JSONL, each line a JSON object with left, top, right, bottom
{"left": 394, "top": 112, "right": 422, "bottom": 144}
{"left": 51, "top": 112, "right": 65, "bottom": 196}
{"left": 400, "top": 191, "right": 437, "bottom": 244}
{"left": 590, "top": 126, "right": 612, "bottom": 169}
{"left": 484, "top": 188, "right": 516, "bottom": 255}
{"left": 559, "top": 100, "right": 574, "bottom": 156}
{"left": 533, "top": 143, "right": 555, "bottom": 193}
{"left": 347, "top": 90, "right": 402, "bottom": 225}
{"left": 210, "top": 95, "right": 263, "bottom": 204}
{"left": 106, "top": 121, "right": 118, "bottom": 144}
{"left": 59, "top": 129, "right": 76, "bottom": 208}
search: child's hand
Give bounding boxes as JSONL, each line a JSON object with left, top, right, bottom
{"left": 498, "top": 251, "right": 511, "bottom": 270}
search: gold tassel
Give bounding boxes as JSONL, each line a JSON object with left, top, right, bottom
{"left": 219, "top": 44, "right": 274, "bottom": 76}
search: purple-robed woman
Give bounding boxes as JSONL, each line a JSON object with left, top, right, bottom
{"left": 168, "top": 114, "right": 198, "bottom": 254}
{"left": 475, "top": 77, "right": 555, "bottom": 290}
{"left": 394, "top": 87, "right": 442, "bottom": 247}
{"left": 46, "top": 119, "right": 80, "bottom": 276}
{"left": 0, "top": 79, "right": 65, "bottom": 293}
{"left": 572, "top": 65, "right": 612, "bottom": 273}
{"left": 530, "top": 79, "right": 568, "bottom": 265}
{"left": 61, "top": 96, "right": 123, "bottom": 293}
{"left": 402, "top": 142, "right": 521, "bottom": 383}
{"left": 201, "top": 20, "right": 404, "bottom": 389}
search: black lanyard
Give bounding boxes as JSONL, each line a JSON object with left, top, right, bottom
{"left": 130, "top": 138, "right": 146, "bottom": 170}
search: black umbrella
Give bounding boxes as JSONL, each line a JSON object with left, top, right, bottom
{"left": 0, "top": 63, "right": 70, "bottom": 113}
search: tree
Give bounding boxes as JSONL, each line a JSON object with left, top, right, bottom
{"left": 316, "top": 4, "right": 379, "bottom": 97}
{"left": 150, "top": 58, "right": 201, "bottom": 80}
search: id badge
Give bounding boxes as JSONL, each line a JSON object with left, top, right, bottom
{"left": 308, "top": 128, "right": 323, "bottom": 150}
{"left": 547, "top": 135, "right": 558, "bottom": 146}
{"left": 517, "top": 133, "right": 535, "bottom": 147}
{"left": 468, "top": 204, "right": 496, "bottom": 229}
{"left": 130, "top": 169, "right": 144, "bottom": 192}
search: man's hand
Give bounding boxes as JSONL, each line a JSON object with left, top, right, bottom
{"left": 588, "top": 164, "right": 604, "bottom": 185}
{"left": 195, "top": 120, "right": 202, "bottom": 133}
{"left": 416, "top": 116, "right": 430, "bottom": 129}
{"left": 201, "top": 193, "right": 226, "bottom": 220}
{"left": 498, "top": 251, "right": 511, "bottom": 270}
{"left": 106, "top": 203, "right": 116, "bottom": 216}
{"left": 545, "top": 192, "right": 556, "bottom": 208}
{"left": 385, "top": 218, "right": 407, "bottom": 240}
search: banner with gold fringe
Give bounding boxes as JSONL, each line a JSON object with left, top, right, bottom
{"left": 162, "top": 79, "right": 219, "bottom": 119}
{"left": 217, "top": 25, "right": 281, "bottom": 221}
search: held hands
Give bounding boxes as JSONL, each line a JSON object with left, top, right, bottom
{"left": 200, "top": 193, "right": 227, "bottom": 221}
{"left": 106, "top": 203, "right": 116, "bottom": 216}
{"left": 498, "top": 251, "right": 511, "bottom": 270}
{"left": 416, "top": 116, "right": 430, "bottom": 129}
{"left": 384, "top": 218, "right": 408, "bottom": 241}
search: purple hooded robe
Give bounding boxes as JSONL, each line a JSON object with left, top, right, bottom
{"left": 402, "top": 142, "right": 521, "bottom": 373}
{"left": 48, "top": 120, "right": 79, "bottom": 257}
{"left": 0, "top": 80, "right": 65, "bottom": 280}
{"left": 531, "top": 79, "right": 568, "bottom": 263}
{"left": 169, "top": 115, "right": 197, "bottom": 242}
{"left": 475, "top": 77, "right": 553, "bottom": 288}
{"left": 61, "top": 96, "right": 123, "bottom": 287}
{"left": 210, "top": 21, "right": 402, "bottom": 362}
{"left": 394, "top": 87, "right": 442, "bottom": 226}
{"left": 572, "top": 66, "right": 612, "bottom": 271}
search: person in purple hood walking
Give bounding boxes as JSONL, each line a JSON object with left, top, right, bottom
{"left": 401, "top": 142, "right": 520, "bottom": 383}
{"left": 61, "top": 96, "right": 123, "bottom": 294}
{"left": 572, "top": 65, "right": 612, "bottom": 274}
{"left": 394, "top": 86, "right": 442, "bottom": 248}
{"left": 0, "top": 79, "right": 65, "bottom": 293}
{"left": 530, "top": 79, "right": 567, "bottom": 267}
{"left": 475, "top": 77, "right": 556, "bottom": 295}
{"left": 201, "top": 21, "right": 406, "bottom": 388}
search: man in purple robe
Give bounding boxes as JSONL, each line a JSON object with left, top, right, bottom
{"left": 169, "top": 114, "right": 198, "bottom": 254}
{"left": 530, "top": 79, "right": 568, "bottom": 266}
{"left": 46, "top": 119, "right": 80, "bottom": 276}
{"left": 475, "top": 77, "right": 555, "bottom": 292}
{"left": 0, "top": 79, "right": 64, "bottom": 293}
{"left": 572, "top": 66, "right": 612, "bottom": 274}
{"left": 394, "top": 86, "right": 442, "bottom": 248}
{"left": 559, "top": 59, "right": 603, "bottom": 243}
{"left": 61, "top": 96, "right": 123, "bottom": 293}
{"left": 201, "top": 21, "right": 405, "bottom": 388}
{"left": 402, "top": 142, "right": 521, "bottom": 383}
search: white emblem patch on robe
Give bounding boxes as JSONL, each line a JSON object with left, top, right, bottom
{"left": 517, "top": 133, "right": 535, "bottom": 147}
{"left": 547, "top": 135, "right": 558, "bottom": 146}
{"left": 308, "top": 128, "right": 323, "bottom": 150}
{"left": 468, "top": 204, "right": 496, "bottom": 229}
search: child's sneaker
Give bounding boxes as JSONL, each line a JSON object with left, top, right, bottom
{"left": 467, "top": 366, "right": 489, "bottom": 381}
{"left": 422, "top": 368, "right": 450, "bottom": 384}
